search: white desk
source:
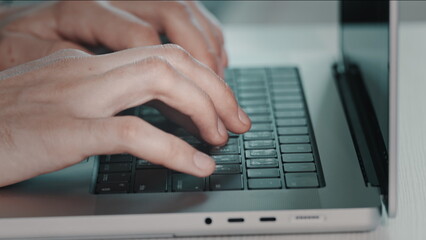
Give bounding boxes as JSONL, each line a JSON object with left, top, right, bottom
{"left": 168, "top": 22, "right": 426, "bottom": 240}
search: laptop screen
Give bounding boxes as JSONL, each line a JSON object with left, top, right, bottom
{"left": 340, "top": 0, "right": 397, "bottom": 215}
{"left": 341, "top": 1, "right": 389, "bottom": 148}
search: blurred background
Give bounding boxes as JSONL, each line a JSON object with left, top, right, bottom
{"left": 202, "top": 1, "right": 426, "bottom": 25}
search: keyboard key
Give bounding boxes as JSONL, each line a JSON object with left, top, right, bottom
{"left": 172, "top": 174, "right": 205, "bottom": 192}
{"left": 99, "top": 163, "right": 132, "bottom": 173}
{"left": 248, "top": 115, "right": 272, "bottom": 123}
{"left": 276, "top": 118, "right": 307, "bottom": 127}
{"left": 239, "top": 87, "right": 267, "bottom": 93}
{"left": 238, "top": 82, "right": 265, "bottom": 88}
{"left": 214, "top": 164, "right": 242, "bottom": 174}
{"left": 285, "top": 173, "right": 319, "bottom": 188}
{"left": 210, "top": 175, "right": 243, "bottom": 190}
{"left": 243, "top": 106, "right": 270, "bottom": 115}
{"left": 180, "top": 135, "right": 202, "bottom": 145}
{"left": 249, "top": 123, "right": 273, "bottom": 131}
{"left": 280, "top": 144, "right": 312, "bottom": 153}
{"left": 247, "top": 169, "right": 280, "bottom": 178}
{"left": 212, "top": 155, "right": 241, "bottom": 164}
{"left": 140, "top": 107, "right": 161, "bottom": 116}
{"left": 243, "top": 131, "right": 274, "bottom": 140}
{"left": 97, "top": 173, "right": 131, "bottom": 183}
{"left": 246, "top": 158, "right": 279, "bottom": 168}
{"left": 101, "top": 154, "right": 133, "bottom": 163}
{"left": 278, "top": 127, "right": 308, "bottom": 135}
{"left": 272, "top": 88, "right": 301, "bottom": 95}
{"left": 134, "top": 170, "right": 168, "bottom": 193}
{"left": 284, "top": 163, "right": 316, "bottom": 172}
{"left": 238, "top": 68, "right": 266, "bottom": 75}
{"left": 272, "top": 95, "right": 303, "bottom": 102}
{"left": 282, "top": 153, "right": 314, "bottom": 162}
{"left": 239, "top": 92, "right": 267, "bottom": 99}
{"left": 228, "top": 132, "right": 240, "bottom": 138}
{"left": 275, "top": 110, "right": 305, "bottom": 118}
{"left": 271, "top": 81, "right": 298, "bottom": 88}
{"left": 270, "top": 72, "right": 298, "bottom": 80}
{"left": 245, "top": 149, "right": 277, "bottom": 158}
{"left": 136, "top": 159, "right": 163, "bottom": 169}
{"left": 116, "top": 108, "right": 136, "bottom": 116}
{"left": 244, "top": 140, "right": 275, "bottom": 149}
{"left": 236, "top": 76, "right": 265, "bottom": 84}
{"left": 270, "top": 67, "right": 297, "bottom": 76}
{"left": 279, "top": 135, "right": 310, "bottom": 144}
{"left": 172, "top": 128, "right": 191, "bottom": 137}
{"left": 248, "top": 179, "right": 282, "bottom": 189}
{"left": 226, "top": 138, "right": 239, "bottom": 145}
{"left": 240, "top": 99, "right": 268, "bottom": 107}
{"left": 210, "top": 144, "right": 239, "bottom": 155}
{"left": 96, "top": 182, "right": 129, "bottom": 194}
{"left": 274, "top": 102, "right": 304, "bottom": 110}
{"left": 143, "top": 115, "right": 167, "bottom": 124}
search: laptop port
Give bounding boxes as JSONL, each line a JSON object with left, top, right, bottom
{"left": 205, "top": 217, "right": 212, "bottom": 225}
{"left": 260, "top": 217, "right": 276, "bottom": 222}
{"left": 228, "top": 218, "right": 244, "bottom": 223}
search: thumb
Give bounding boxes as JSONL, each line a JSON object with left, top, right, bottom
{"left": 74, "top": 116, "right": 216, "bottom": 178}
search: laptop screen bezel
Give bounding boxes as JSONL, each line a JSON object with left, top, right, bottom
{"left": 339, "top": 0, "right": 398, "bottom": 217}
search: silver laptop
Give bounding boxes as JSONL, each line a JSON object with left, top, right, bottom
{"left": 0, "top": 1, "right": 398, "bottom": 238}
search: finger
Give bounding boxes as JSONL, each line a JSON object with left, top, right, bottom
{"left": 57, "top": 1, "right": 161, "bottom": 51}
{"left": 148, "top": 100, "right": 201, "bottom": 138}
{"left": 187, "top": 1, "right": 227, "bottom": 67}
{"left": 221, "top": 47, "right": 229, "bottom": 67}
{"left": 84, "top": 45, "right": 250, "bottom": 133}
{"left": 0, "top": 32, "right": 89, "bottom": 70}
{"left": 78, "top": 116, "right": 216, "bottom": 177}
{"left": 109, "top": 1, "right": 220, "bottom": 73}
{"left": 72, "top": 56, "right": 228, "bottom": 145}
{"left": 159, "top": 3, "right": 220, "bottom": 73}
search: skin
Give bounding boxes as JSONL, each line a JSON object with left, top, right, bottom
{"left": 0, "top": 1, "right": 228, "bottom": 76}
{"left": 0, "top": 46, "right": 251, "bottom": 187}
{"left": 0, "top": 1, "right": 250, "bottom": 187}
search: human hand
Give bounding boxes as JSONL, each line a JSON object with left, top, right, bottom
{"left": 0, "top": 45, "right": 250, "bottom": 187}
{"left": 0, "top": 1, "right": 227, "bottom": 75}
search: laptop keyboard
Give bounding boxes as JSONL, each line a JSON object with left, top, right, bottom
{"left": 95, "top": 67, "right": 325, "bottom": 194}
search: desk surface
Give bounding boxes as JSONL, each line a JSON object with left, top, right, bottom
{"left": 168, "top": 21, "right": 426, "bottom": 240}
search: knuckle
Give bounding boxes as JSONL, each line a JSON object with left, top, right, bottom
{"left": 114, "top": 116, "right": 141, "bottom": 143}
{"left": 144, "top": 56, "right": 172, "bottom": 73}
{"left": 143, "top": 56, "right": 177, "bottom": 89}
{"left": 169, "top": 1, "right": 191, "bottom": 15}
{"left": 162, "top": 44, "right": 191, "bottom": 60}
{"left": 49, "top": 48, "right": 90, "bottom": 58}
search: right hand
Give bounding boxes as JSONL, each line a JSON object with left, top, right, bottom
{"left": 0, "top": 45, "right": 251, "bottom": 187}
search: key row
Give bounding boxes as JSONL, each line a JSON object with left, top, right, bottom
{"left": 96, "top": 171, "right": 319, "bottom": 194}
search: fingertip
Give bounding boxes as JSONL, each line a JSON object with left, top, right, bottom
{"left": 238, "top": 107, "right": 251, "bottom": 127}
{"left": 193, "top": 151, "right": 216, "bottom": 176}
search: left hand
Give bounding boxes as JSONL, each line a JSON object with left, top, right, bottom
{"left": 0, "top": 1, "right": 227, "bottom": 76}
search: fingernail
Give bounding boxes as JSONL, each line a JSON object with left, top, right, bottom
{"left": 238, "top": 107, "right": 251, "bottom": 125}
{"left": 217, "top": 118, "right": 228, "bottom": 137}
{"left": 193, "top": 152, "right": 215, "bottom": 170}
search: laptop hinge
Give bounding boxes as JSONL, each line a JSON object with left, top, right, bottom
{"left": 333, "top": 63, "right": 388, "bottom": 196}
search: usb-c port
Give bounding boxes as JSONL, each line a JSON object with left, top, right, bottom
{"left": 260, "top": 217, "right": 276, "bottom": 222}
{"left": 228, "top": 218, "right": 244, "bottom": 223}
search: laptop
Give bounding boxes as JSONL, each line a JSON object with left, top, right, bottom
{"left": 0, "top": 1, "right": 398, "bottom": 238}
